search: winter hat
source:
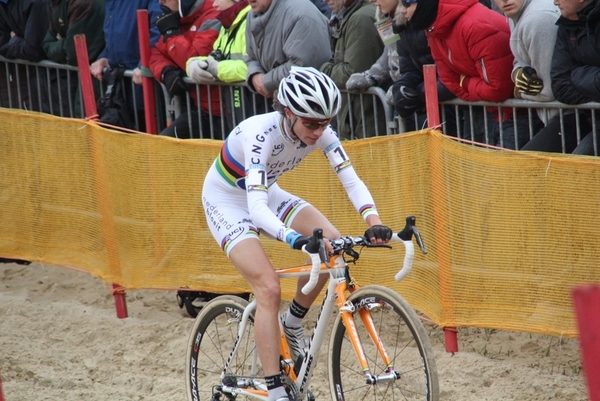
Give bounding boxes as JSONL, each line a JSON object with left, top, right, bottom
{"left": 409, "top": 0, "right": 439, "bottom": 30}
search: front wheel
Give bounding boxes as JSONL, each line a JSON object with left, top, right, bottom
{"left": 328, "top": 286, "right": 439, "bottom": 401}
{"left": 185, "top": 294, "right": 264, "bottom": 401}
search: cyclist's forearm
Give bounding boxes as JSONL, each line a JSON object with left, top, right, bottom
{"left": 366, "top": 214, "right": 383, "bottom": 227}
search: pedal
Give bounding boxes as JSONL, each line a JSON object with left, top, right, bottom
{"left": 293, "top": 353, "right": 304, "bottom": 376}
{"left": 282, "top": 374, "right": 301, "bottom": 401}
{"left": 210, "top": 385, "right": 223, "bottom": 401}
{"left": 306, "top": 389, "right": 316, "bottom": 401}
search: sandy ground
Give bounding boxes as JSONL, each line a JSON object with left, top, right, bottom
{"left": 0, "top": 262, "right": 588, "bottom": 401}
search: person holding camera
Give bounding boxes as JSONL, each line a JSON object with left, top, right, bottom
{"left": 149, "top": 0, "right": 222, "bottom": 139}
{"left": 186, "top": 0, "right": 251, "bottom": 135}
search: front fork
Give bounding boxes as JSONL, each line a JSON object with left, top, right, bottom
{"left": 335, "top": 284, "right": 400, "bottom": 384}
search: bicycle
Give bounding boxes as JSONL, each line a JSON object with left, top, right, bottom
{"left": 185, "top": 216, "right": 439, "bottom": 401}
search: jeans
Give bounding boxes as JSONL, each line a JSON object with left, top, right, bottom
{"left": 495, "top": 111, "right": 542, "bottom": 150}
{"left": 461, "top": 107, "right": 542, "bottom": 150}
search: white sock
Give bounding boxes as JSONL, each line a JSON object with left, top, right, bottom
{"left": 268, "top": 386, "right": 288, "bottom": 401}
{"left": 284, "top": 310, "right": 303, "bottom": 327}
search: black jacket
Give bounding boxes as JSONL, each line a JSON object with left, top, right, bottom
{"left": 0, "top": 0, "right": 48, "bottom": 61}
{"left": 42, "top": 0, "right": 105, "bottom": 65}
{"left": 392, "top": 24, "right": 456, "bottom": 118}
{"left": 551, "top": 0, "right": 600, "bottom": 104}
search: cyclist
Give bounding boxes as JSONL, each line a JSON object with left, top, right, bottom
{"left": 201, "top": 66, "right": 392, "bottom": 401}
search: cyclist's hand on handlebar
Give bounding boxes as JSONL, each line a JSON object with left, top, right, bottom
{"left": 288, "top": 232, "right": 311, "bottom": 250}
{"left": 364, "top": 225, "right": 393, "bottom": 244}
{"left": 287, "top": 231, "right": 333, "bottom": 254}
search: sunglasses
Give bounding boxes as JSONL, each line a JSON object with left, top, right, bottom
{"left": 401, "top": 0, "right": 418, "bottom": 7}
{"left": 301, "top": 118, "right": 331, "bottom": 130}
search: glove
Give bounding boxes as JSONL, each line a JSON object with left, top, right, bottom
{"left": 393, "top": 85, "right": 421, "bottom": 118}
{"left": 345, "top": 72, "right": 377, "bottom": 92}
{"left": 286, "top": 232, "right": 311, "bottom": 250}
{"left": 513, "top": 66, "right": 543, "bottom": 98}
{"left": 364, "top": 225, "right": 393, "bottom": 243}
{"left": 161, "top": 66, "right": 189, "bottom": 97}
{"left": 155, "top": 5, "right": 181, "bottom": 41}
{"left": 206, "top": 56, "right": 220, "bottom": 78}
{"left": 187, "top": 59, "right": 215, "bottom": 84}
{"left": 385, "top": 86, "right": 394, "bottom": 105}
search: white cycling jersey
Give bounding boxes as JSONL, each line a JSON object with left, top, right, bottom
{"left": 202, "top": 111, "right": 379, "bottom": 255}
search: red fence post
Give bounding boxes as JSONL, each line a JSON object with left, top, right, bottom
{"left": 137, "top": 10, "right": 158, "bottom": 135}
{"left": 74, "top": 34, "right": 98, "bottom": 118}
{"left": 0, "top": 374, "right": 4, "bottom": 401}
{"left": 572, "top": 285, "right": 600, "bottom": 401}
{"left": 74, "top": 34, "right": 128, "bottom": 319}
{"left": 423, "top": 64, "right": 441, "bottom": 128}
{"left": 423, "top": 64, "right": 458, "bottom": 353}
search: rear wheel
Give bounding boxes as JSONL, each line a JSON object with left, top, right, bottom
{"left": 328, "top": 286, "right": 439, "bottom": 401}
{"left": 185, "top": 295, "right": 265, "bottom": 401}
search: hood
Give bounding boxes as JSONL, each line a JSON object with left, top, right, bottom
{"left": 409, "top": 0, "right": 440, "bottom": 30}
{"left": 375, "top": 2, "right": 404, "bottom": 23}
{"left": 376, "top": 3, "right": 407, "bottom": 30}
{"left": 508, "top": 0, "right": 532, "bottom": 23}
{"left": 179, "top": 0, "right": 204, "bottom": 17}
{"left": 419, "top": 0, "right": 478, "bottom": 34}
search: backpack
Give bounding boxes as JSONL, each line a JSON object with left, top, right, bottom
{"left": 96, "top": 68, "right": 135, "bottom": 130}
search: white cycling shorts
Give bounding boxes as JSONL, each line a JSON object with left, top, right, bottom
{"left": 202, "top": 178, "right": 309, "bottom": 257}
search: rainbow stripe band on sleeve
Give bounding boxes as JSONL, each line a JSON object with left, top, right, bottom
{"left": 359, "top": 204, "right": 377, "bottom": 218}
{"left": 216, "top": 141, "right": 245, "bottom": 187}
{"left": 282, "top": 227, "right": 297, "bottom": 243}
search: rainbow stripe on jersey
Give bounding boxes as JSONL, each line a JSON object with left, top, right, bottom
{"left": 221, "top": 227, "right": 259, "bottom": 254}
{"left": 216, "top": 141, "right": 245, "bottom": 188}
{"left": 280, "top": 200, "right": 303, "bottom": 226}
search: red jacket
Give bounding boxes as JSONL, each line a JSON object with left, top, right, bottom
{"left": 427, "top": 0, "right": 514, "bottom": 104}
{"left": 150, "top": 1, "right": 221, "bottom": 115}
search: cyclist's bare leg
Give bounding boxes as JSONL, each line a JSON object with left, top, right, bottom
{"left": 228, "top": 237, "right": 282, "bottom": 376}
{"left": 289, "top": 205, "right": 341, "bottom": 308}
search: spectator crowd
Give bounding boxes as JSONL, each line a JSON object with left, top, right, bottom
{"left": 2, "top": 0, "right": 600, "bottom": 396}
{"left": 0, "top": 0, "right": 599, "bottom": 154}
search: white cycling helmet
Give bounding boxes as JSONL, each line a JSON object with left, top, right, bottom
{"left": 277, "top": 66, "right": 341, "bottom": 119}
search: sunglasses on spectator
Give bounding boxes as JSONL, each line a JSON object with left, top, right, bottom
{"left": 401, "top": 0, "right": 418, "bottom": 7}
{"left": 301, "top": 118, "right": 332, "bottom": 130}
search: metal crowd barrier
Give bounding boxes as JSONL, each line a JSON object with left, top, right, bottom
{"left": 2, "top": 55, "right": 599, "bottom": 155}
{"left": 164, "top": 78, "right": 396, "bottom": 140}
{"left": 1, "top": 57, "right": 82, "bottom": 118}
{"left": 442, "top": 99, "right": 600, "bottom": 155}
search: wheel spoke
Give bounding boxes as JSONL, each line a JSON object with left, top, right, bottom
{"left": 328, "top": 286, "right": 439, "bottom": 401}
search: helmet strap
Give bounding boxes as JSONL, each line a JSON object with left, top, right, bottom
{"left": 284, "top": 113, "right": 308, "bottom": 148}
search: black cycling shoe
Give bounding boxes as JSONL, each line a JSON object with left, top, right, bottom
{"left": 176, "top": 290, "right": 251, "bottom": 318}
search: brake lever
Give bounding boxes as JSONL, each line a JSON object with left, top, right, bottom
{"left": 318, "top": 238, "right": 329, "bottom": 268}
{"left": 397, "top": 215, "right": 427, "bottom": 254}
{"left": 412, "top": 225, "right": 427, "bottom": 254}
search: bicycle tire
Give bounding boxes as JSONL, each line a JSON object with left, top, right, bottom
{"left": 185, "top": 294, "right": 264, "bottom": 401}
{"left": 328, "top": 286, "right": 439, "bottom": 401}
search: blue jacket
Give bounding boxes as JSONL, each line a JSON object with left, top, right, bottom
{"left": 97, "top": 0, "right": 161, "bottom": 69}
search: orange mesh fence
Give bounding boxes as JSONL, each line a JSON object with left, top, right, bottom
{"left": 2, "top": 108, "right": 600, "bottom": 337}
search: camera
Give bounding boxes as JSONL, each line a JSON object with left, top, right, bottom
{"left": 209, "top": 49, "right": 226, "bottom": 61}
